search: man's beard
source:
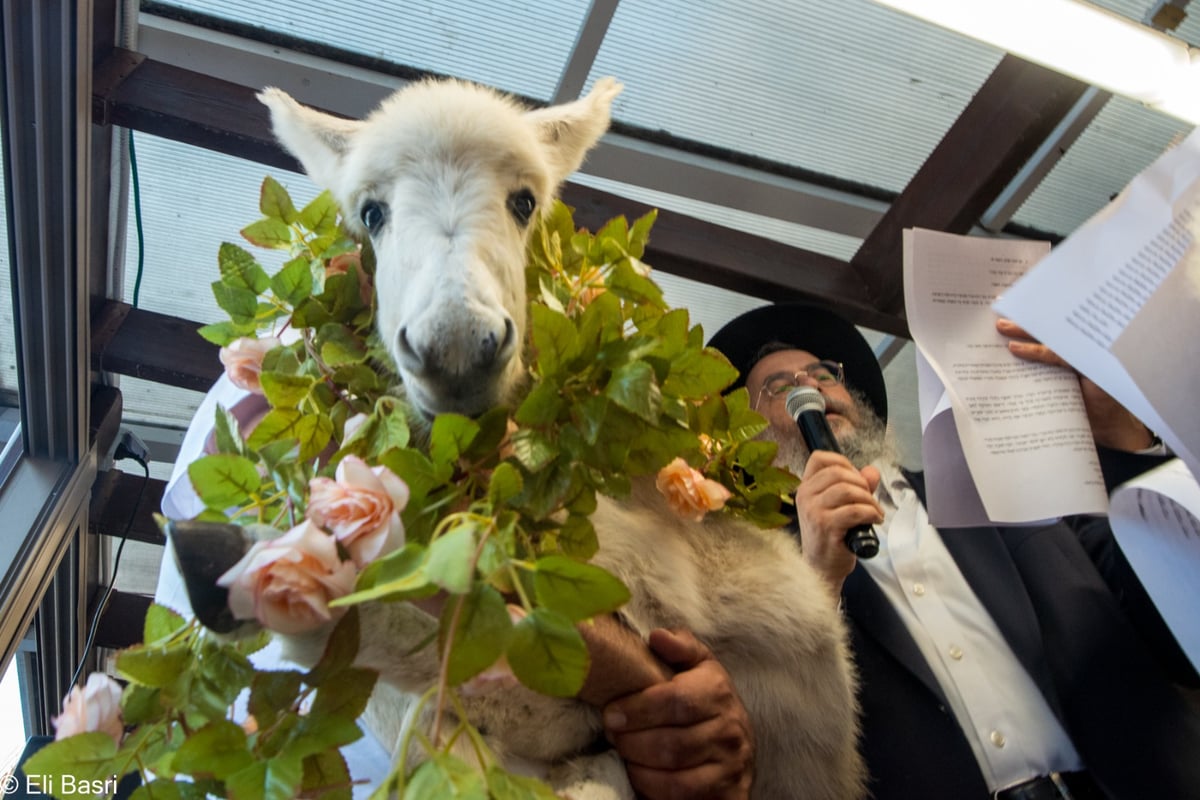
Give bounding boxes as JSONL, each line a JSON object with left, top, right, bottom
{"left": 760, "top": 387, "right": 894, "bottom": 474}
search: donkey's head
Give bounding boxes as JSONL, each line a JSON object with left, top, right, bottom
{"left": 259, "top": 78, "right": 622, "bottom": 420}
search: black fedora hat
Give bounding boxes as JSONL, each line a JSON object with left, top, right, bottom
{"left": 706, "top": 303, "right": 888, "bottom": 424}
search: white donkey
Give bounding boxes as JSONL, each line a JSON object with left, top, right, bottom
{"left": 246, "top": 78, "right": 866, "bottom": 799}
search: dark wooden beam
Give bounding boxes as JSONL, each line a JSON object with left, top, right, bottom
{"left": 93, "top": 48, "right": 302, "bottom": 173}
{"left": 562, "top": 186, "right": 906, "bottom": 336}
{"left": 89, "top": 469, "right": 168, "bottom": 546}
{"left": 92, "top": 300, "right": 222, "bottom": 391}
{"left": 91, "top": 49, "right": 908, "bottom": 335}
{"left": 850, "top": 55, "right": 1090, "bottom": 314}
{"left": 92, "top": 589, "right": 154, "bottom": 650}
{"left": 90, "top": 384, "right": 123, "bottom": 463}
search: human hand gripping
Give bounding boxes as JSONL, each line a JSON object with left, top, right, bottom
{"left": 602, "top": 628, "right": 754, "bottom": 800}
{"left": 793, "top": 450, "right": 883, "bottom": 598}
{"left": 995, "top": 318, "right": 1156, "bottom": 452}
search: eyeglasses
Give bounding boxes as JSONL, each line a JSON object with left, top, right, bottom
{"left": 753, "top": 361, "right": 845, "bottom": 411}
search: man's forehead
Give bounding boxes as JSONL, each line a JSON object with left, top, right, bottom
{"left": 748, "top": 349, "right": 822, "bottom": 385}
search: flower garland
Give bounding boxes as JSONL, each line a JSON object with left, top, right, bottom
{"left": 26, "top": 177, "right": 798, "bottom": 800}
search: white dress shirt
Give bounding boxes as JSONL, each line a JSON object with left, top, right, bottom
{"left": 858, "top": 462, "right": 1084, "bottom": 792}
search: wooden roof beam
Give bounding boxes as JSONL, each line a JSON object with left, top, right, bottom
{"left": 850, "top": 54, "right": 1090, "bottom": 315}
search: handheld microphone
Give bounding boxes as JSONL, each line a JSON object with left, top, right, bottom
{"left": 785, "top": 386, "right": 880, "bottom": 559}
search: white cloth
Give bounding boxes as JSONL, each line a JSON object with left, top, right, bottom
{"left": 859, "top": 462, "right": 1084, "bottom": 792}
{"left": 156, "top": 375, "right": 392, "bottom": 796}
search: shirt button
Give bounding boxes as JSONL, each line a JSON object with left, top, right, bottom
{"left": 912, "top": 583, "right": 926, "bottom": 596}
{"left": 949, "top": 645, "right": 963, "bottom": 660}
{"left": 990, "top": 730, "right": 1006, "bottom": 748}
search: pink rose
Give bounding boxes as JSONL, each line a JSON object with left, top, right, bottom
{"left": 217, "top": 520, "right": 357, "bottom": 635}
{"left": 655, "top": 457, "right": 732, "bottom": 521}
{"left": 307, "top": 456, "right": 410, "bottom": 567}
{"left": 218, "top": 336, "right": 282, "bottom": 394}
{"left": 53, "top": 673, "right": 124, "bottom": 745}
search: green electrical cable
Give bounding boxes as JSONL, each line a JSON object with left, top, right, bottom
{"left": 129, "top": 131, "right": 145, "bottom": 309}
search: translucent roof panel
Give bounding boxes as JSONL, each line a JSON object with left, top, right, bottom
{"left": 117, "top": 131, "right": 320, "bottom": 428}
{"left": 1012, "top": 96, "right": 1191, "bottom": 236}
{"left": 589, "top": 0, "right": 1003, "bottom": 194}
{"left": 151, "top": 0, "right": 592, "bottom": 101}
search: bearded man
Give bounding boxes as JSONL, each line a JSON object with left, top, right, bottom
{"left": 691, "top": 302, "right": 1200, "bottom": 800}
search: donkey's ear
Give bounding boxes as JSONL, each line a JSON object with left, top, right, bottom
{"left": 258, "top": 88, "right": 363, "bottom": 189}
{"left": 525, "top": 77, "right": 623, "bottom": 185}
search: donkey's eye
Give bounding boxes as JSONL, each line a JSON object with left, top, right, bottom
{"left": 360, "top": 201, "right": 387, "bottom": 235}
{"left": 507, "top": 189, "right": 537, "bottom": 226}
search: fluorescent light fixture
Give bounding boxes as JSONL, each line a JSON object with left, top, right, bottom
{"left": 871, "top": 0, "right": 1200, "bottom": 125}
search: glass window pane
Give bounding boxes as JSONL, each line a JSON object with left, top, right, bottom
{"left": 1, "top": 104, "right": 21, "bottom": 487}
{"left": 589, "top": 0, "right": 1002, "bottom": 194}
{"left": 151, "top": 0, "right": 591, "bottom": 101}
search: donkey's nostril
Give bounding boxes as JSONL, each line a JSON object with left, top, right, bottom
{"left": 497, "top": 317, "right": 517, "bottom": 362}
{"left": 395, "top": 326, "right": 422, "bottom": 372}
{"left": 479, "top": 317, "right": 517, "bottom": 370}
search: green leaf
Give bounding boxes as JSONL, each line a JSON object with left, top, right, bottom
{"left": 426, "top": 521, "right": 478, "bottom": 594}
{"left": 22, "top": 732, "right": 119, "bottom": 785}
{"left": 305, "top": 608, "right": 360, "bottom": 686}
{"left": 485, "top": 766, "right": 559, "bottom": 800}
{"left": 338, "top": 543, "right": 434, "bottom": 605}
{"left": 212, "top": 281, "right": 260, "bottom": 325}
{"left": 271, "top": 256, "right": 314, "bottom": 306}
{"left": 212, "top": 404, "right": 251, "bottom": 458}
{"left": 260, "top": 176, "right": 298, "bottom": 223}
{"left": 605, "top": 360, "right": 662, "bottom": 423}
{"left": 173, "top": 720, "right": 255, "bottom": 779}
{"left": 144, "top": 603, "right": 187, "bottom": 643}
{"left": 311, "top": 667, "right": 377, "bottom": 720}
{"left": 529, "top": 304, "right": 578, "bottom": 376}
{"left": 663, "top": 347, "right": 740, "bottom": 398}
{"left": 403, "top": 753, "right": 487, "bottom": 800}
{"left": 241, "top": 217, "right": 293, "bottom": 249}
{"left": 298, "top": 190, "right": 340, "bottom": 235}
{"left": 439, "top": 584, "right": 513, "bottom": 685}
{"left": 628, "top": 209, "right": 657, "bottom": 259}
{"left": 429, "top": 414, "right": 479, "bottom": 467}
{"left": 130, "top": 779, "right": 185, "bottom": 800}
{"left": 487, "top": 462, "right": 524, "bottom": 507}
{"left": 377, "top": 449, "right": 444, "bottom": 506}
{"left": 557, "top": 513, "right": 599, "bottom": 559}
{"left": 188, "top": 453, "right": 261, "bottom": 510}
{"left": 246, "top": 408, "right": 333, "bottom": 463}
{"left": 509, "top": 429, "right": 556, "bottom": 473}
{"left": 248, "top": 670, "right": 303, "bottom": 731}
{"left": 608, "top": 258, "right": 665, "bottom": 308}
{"left": 301, "top": 751, "right": 353, "bottom": 800}
{"left": 260, "top": 372, "right": 315, "bottom": 409}
{"left": 533, "top": 556, "right": 630, "bottom": 622}
{"left": 218, "top": 242, "right": 271, "bottom": 294}
{"left": 507, "top": 608, "right": 589, "bottom": 697}
{"left": 118, "top": 642, "right": 193, "bottom": 688}
{"left": 225, "top": 757, "right": 304, "bottom": 800}
{"left": 318, "top": 323, "right": 368, "bottom": 366}
{"left": 122, "top": 683, "right": 165, "bottom": 726}
{"left": 513, "top": 380, "right": 562, "bottom": 427}
{"left": 197, "top": 320, "right": 257, "bottom": 346}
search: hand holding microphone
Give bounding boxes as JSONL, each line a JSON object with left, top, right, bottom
{"left": 785, "top": 386, "right": 880, "bottom": 559}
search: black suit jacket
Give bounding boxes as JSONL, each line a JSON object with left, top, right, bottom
{"left": 841, "top": 454, "right": 1200, "bottom": 800}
